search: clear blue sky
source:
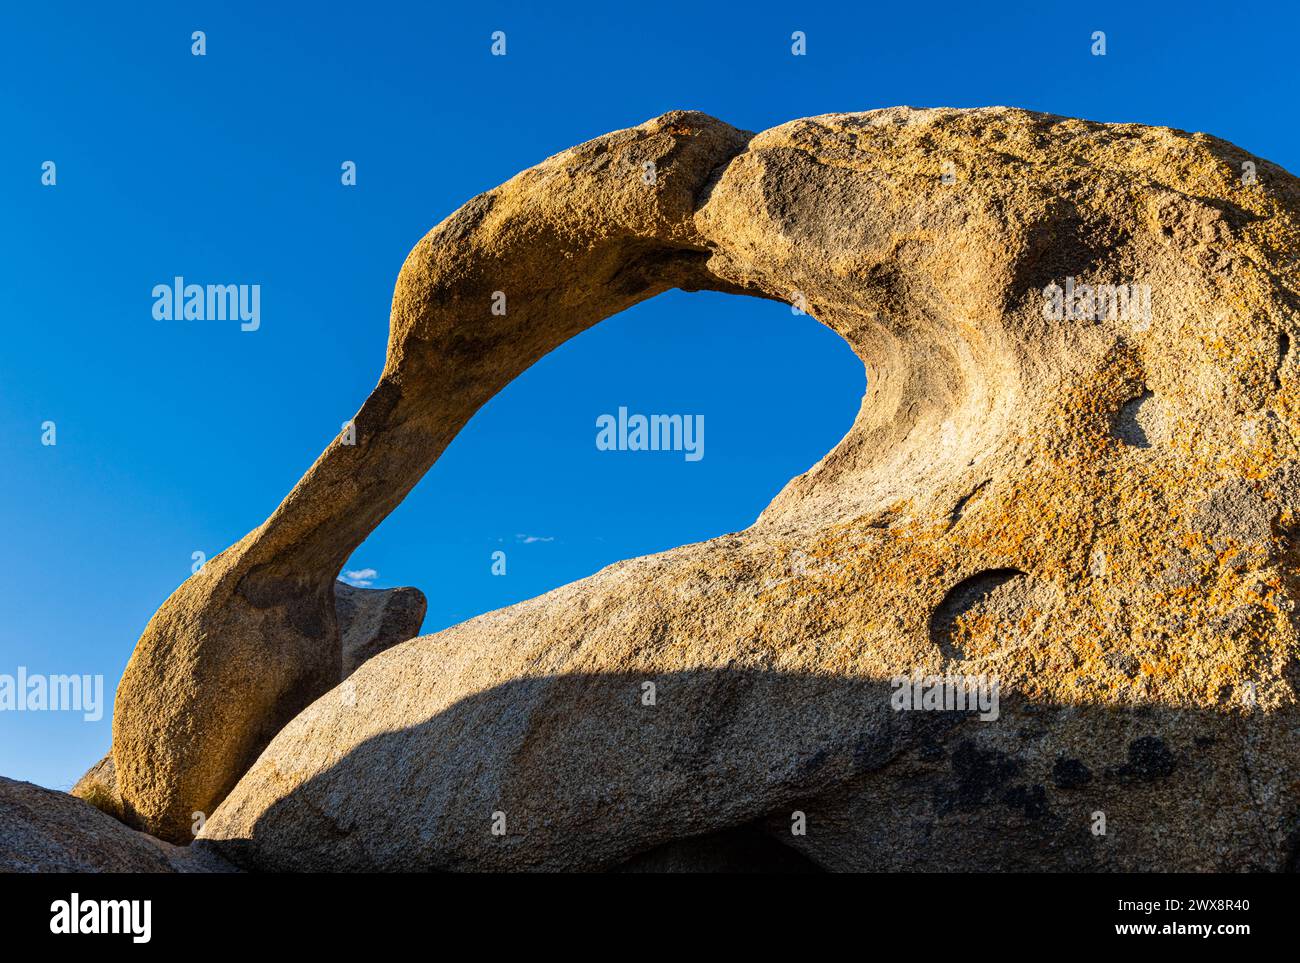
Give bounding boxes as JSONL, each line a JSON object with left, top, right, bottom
{"left": 2, "top": 1, "right": 1296, "bottom": 790}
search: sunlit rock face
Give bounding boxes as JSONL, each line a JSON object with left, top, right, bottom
{"left": 75, "top": 583, "right": 426, "bottom": 830}
{"left": 107, "top": 108, "right": 1299, "bottom": 869}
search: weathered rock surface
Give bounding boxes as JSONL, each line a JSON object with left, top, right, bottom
{"left": 335, "top": 582, "right": 427, "bottom": 676}
{"left": 118, "top": 106, "right": 1299, "bottom": 868}
{"left": 0, "top": 776, "right": 234, "bottom": 872}
{"left": 70, "top": 753, "right": 123, "bottom": 823}
{"left": 78, "top": 583, "right": 425, "bottom": 830}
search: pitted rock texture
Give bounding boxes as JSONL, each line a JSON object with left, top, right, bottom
{"left": 0, "top": 776, "right": 234, "bottom": 873}
{"left": 121, "top": 107, "right": 1300, "bottom": 867}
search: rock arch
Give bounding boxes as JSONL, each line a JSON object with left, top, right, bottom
{"left": 109, "top": 109, "right": 1300, "bottom": 865}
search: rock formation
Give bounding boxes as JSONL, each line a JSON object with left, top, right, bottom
{"left": 70, "top": 754, "right": 123, "bottom": 823}
{"left": 0, "top": 777, "right": 233, "bottom": 872}
{"left": 110, "top": 107, "right": 1298, "bottom": 868}
{"left": 76, "top": 583, "right": 425, "bottom": 829}
{"left": 334, "top": 582, "right": 427, "bottom": 676}
{"left": 109, "top": 110, "right": 750, "bottom": 842}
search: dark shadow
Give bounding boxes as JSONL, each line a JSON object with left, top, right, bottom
{"left": 614, "top": 823, "right": 823, "bottom": 873}
{"left": 199, "top": 668, "right": 1299, "bottom": 874}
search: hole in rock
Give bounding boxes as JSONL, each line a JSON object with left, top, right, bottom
{"left": 345, "top": 290, "right": 865, "bottom": 637}
{"left": 1113, "top": 390, "right": 1157, "bottom": 448}
{"left": 929, "top": 568, "right": 1029, "bottom": 661}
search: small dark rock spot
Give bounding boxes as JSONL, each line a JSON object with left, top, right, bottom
{"left": 1052, "top": 756, "right": 1093, "bottom": 789}
{"left": 1112, "top": 736, "right": 1176, "bottom": 782}
{"left": 1003, "top": 783, "right": 1050, "bottom": 820}
{"left": 940, "top": 740, "right": 1022, "bottom": 814}
{"left": 1104, "top": 651, "right": 1142, "bottom": 678}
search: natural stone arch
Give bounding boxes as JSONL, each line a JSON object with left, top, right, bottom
{"left": 111, "top": 112, "right": 759, "bottom": 841}
{"left": 109, "top": 108, "right": 1300, "bottom": 862}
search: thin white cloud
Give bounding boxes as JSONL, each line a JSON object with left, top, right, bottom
{"left": 339, "top": 567, "right": 378, "bottom": 587}
{"left": 515, "top": 534, "right": 554, "bottom": 544}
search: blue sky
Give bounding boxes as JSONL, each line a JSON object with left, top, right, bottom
{"left": 1, "top": 1, "right": 1296, "bottom": 789}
